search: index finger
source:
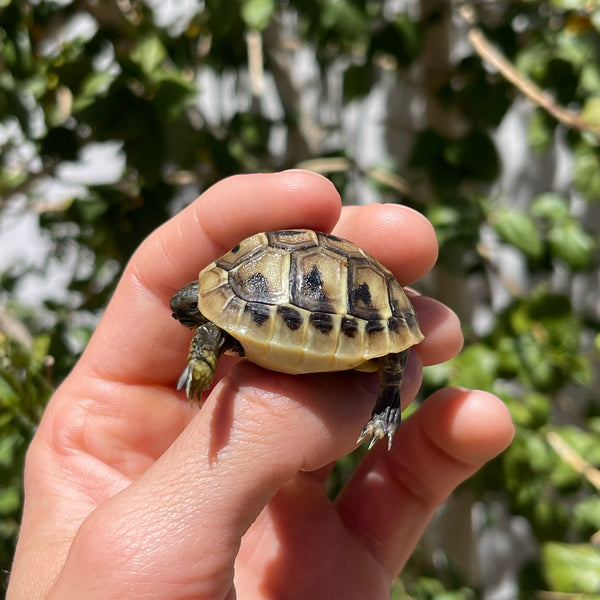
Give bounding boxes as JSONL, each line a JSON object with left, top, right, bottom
{"left": 81, "top": 170, "right": 342, "bottom": 385}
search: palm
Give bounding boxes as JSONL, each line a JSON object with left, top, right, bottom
{"left": 52, "top": 369, "right": 386, "bottom": 600}
{"left": 236, "top": 474, "right": 388, "bottom": 599}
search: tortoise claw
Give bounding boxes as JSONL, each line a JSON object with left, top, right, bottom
{"left": 356, "top": 407, "right": 400, "bottom": 450}
{"left": 177, "top": 364, "right": 191, "bottom": 393}
{"left": 176, "top": 363, "right": 205, "bottom": 403}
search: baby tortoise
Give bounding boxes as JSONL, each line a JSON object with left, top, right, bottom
{"left": 170, "top": 229, "right": 424, "bottom": 449}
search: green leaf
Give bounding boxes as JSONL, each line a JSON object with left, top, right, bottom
{"left": 528, "top": 109, "right": 554, "bottom": 153}
{"left": 0, "top": 487, "right": 20, "bottom": 516}
{"left": 581, "top": 95, "right": 600, "bottom": 128}
{"left": 368, "top": 17, "right": 421, "bottom": 67}
{"left": 527, "top": 292, "right": 572, "bottom": 321}
{"left": 504, "top": 391, "right": 550, "bottom": 428}
{"left": 131, "top": 34, "right": 167, "bottom": 76}
{"left": 517, "top": 334, "right": 555, "bottom": 389}
{"left": 320, "top": 0, "right": 369, "bottom": 44}
{"left": 556, "top": 25, "right": 592, "bottom": 67}
{"left": 573, "top": 497, "right": 600, "bottom": 536}
{"left": 547, "top": 430, "right": 600, "bottom": 489}
{"left": 573, "top": 141, "right": 600, "bottom": 201}
{"left": 343, "top": 64, "right": 375, "bottom": 102}
{"left": 549, "top": 221, "right": 597, "bottom": 270}
{"left": 241, "top": 0, "right": 276, "bottom": 30}
{"left": 153, "top": 73, "right": 197, "bottom": 120}
{"left": 13, "top": 23, "right": 34, "bottom": 73}
{"left": 447, "top": 343, "right": 498, "bottom": 390}
{"left": 516, "top": 41, "right": 551, "bottom": 83}
{"left": 581, "top": 62, "right": 600, "bottom": 94}
{"left": 542, "top": 542, "right": 600, "bottom": 592}
{"left": 504, "top": 431, "right": 557, "bottom": 489}
{"left": 74, "top": 194, "right": 109, "bottom": 223}
{"left": 393, "top": 14, "right": 421, "bottom": 64}
{"left": 493, "top": 207, "right": 544, "bottom": 259}
{"left": 422, "top": 362, "right": 450, "bottom": 388}
{"left": 531, "top": 193, "right": 570, "bottom": 222}
{"left": 555, "top": 426, "right": 600, "bottom": 467}
{"left": 550, "top": 0, "right": 593, "bottom": 12}
{"left": 0, "top": 432, "right": 22, "bottom": 468}
{"left": 444, "top": 131, "right": 499, "bottom": 181}
{"left": 73, "top": 71, "right": 116, "bottom": 111}
{"left": 503, "top": 291, "right": 588, "bottom": 389}
{"left": 592, "top": 9, "right": 600, "bottom": 32}
{"left": 0, "top": 376, "right": 19, "bottom": 406}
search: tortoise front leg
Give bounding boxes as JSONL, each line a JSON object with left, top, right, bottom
{"left": 357, "top": 350, "right": 408, "bottom": 451}
{"left": 178, "top": 322, "right": 227, "bottom": 402}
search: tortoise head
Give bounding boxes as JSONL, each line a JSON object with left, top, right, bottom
{"left": 170, "top": 281, "right": 207, "bottom": 328}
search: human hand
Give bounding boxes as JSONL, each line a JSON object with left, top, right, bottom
{"left": 7, "top": 171, "right": 514, "bottom": 600}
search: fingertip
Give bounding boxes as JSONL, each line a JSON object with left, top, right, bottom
{"left": 335, "top": 203, "right": 438, "bottom": 285}
{"left": 410, "top": 296, "right": 464, "bottom": 365}
{"left": 422, "top": 387, "right": 514, "bottom": 466}
{"left": 195, "top": 170, "right": 342, "bottom": 251}
{"left": 275, "top": 168, "right": 341, "bottom": 197}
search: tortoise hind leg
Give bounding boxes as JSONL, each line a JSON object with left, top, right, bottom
{"left": 357, "top": 350, "right": 408, "bottom": 451}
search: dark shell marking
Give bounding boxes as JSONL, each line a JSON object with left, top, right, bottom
{"left": 245, "top": 302, "right": 271, "bottom": 325}
{"left": 309, "top": 311, "right": 334, "bottom": 334}
{"left": 277, "top": 305, "right": 303, "bottom": 330}
{"left": 301, "top": 265, "right": 328, "bottom": 303}
{"left": 341, "top": 316, "right": 359, "bottom": 338}
{"left": 365, "top": 320, "right": 385, "bottom": 334}
{"left": 245, "top": 272, "right": 270, "bottom": 298}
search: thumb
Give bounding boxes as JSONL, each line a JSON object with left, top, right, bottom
{"left": 47, "top": 363, "right": 388, "bottom": 600}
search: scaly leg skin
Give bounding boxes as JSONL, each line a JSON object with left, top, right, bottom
{"left": 178, "top": 322, "right": 226, "bottom": 402}
{"left": 357, "top": 350, "right": 408, "bottom": 451}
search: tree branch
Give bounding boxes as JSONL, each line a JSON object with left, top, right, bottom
{"left": 458, "top": 5, "right": 600, "bottom": 138}
{"left": 262, "top": 19, "right": 324, "bottom": 164}
{"left": 546, "top": 431, "right": 600, "bottom": 492}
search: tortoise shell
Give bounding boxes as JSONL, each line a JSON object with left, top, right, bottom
{"left": 196, "top": 229, "right": 423, "bottom": 374}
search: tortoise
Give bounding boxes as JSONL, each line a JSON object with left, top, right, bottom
{"left": 170, "top": 229, "right": 424, "bottom": 450}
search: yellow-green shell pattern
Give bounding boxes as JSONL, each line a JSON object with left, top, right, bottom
{"left": 197, "top": 229, "right": 424, "bottom": 374}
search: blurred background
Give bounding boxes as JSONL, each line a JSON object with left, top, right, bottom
{"left": 1, "top": 1, "right": 599, "bottom": 597}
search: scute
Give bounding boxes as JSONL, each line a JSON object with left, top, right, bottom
{"left": 230, "top": 246, "right": 291, "bottom": 304}
{"left": 316, "top": 231, "right": 361, "bottom": 257}
{"left": 216, "top": 232, "right": 268, "bottom": 270}
{"left": 347, "top": 257, "right": 390, "bottom": 321}
{"left": 196, "top": 229, "right": 424, "bottom": 375}
{"left": 267, "top": 229, "right": 319, "bottom": 251}
{"left": 290, "top": 247, "right": 348, "bottom": 314}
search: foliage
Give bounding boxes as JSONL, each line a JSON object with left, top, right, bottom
{"left": 0, "top": 327, "right": 50, "bottom": 572}
{"left": 1, "top": 0, "right": 599, "bottom": 597}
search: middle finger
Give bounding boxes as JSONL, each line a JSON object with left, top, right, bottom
{"left": 334, "top": 203, "right": 438, "bottom": 285}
